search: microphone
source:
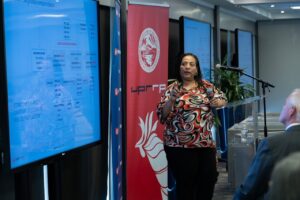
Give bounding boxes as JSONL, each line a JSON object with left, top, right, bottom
{"left": 215, "top": 64, "right": 243, "bottom": 72}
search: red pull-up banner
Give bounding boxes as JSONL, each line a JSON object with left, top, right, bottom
{"left": 126, "top": 3, "right": 169, "bottom": 200}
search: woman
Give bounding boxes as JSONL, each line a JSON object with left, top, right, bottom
{"left": 157, "top": 53, "right": 227, "bottom": 200}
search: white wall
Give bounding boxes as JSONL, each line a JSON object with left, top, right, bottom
{"left": 99, "top": 0, "right": 114, "bottom": 7}
{"left": 258, "top": 20, "right": 300, "bottom": 112}
{"left": 220, "top": 11, "right": 256, "bottom": 33}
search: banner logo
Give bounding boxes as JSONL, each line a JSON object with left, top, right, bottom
{"left": 138, "top": 28, "right": 160, "bottom": 73}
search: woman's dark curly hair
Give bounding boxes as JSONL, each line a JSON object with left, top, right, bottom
{"left": 176, "top": 53, "right": 203, "bottom": 83}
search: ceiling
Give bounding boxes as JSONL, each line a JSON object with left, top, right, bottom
{"left": 189, "top": 0, "right": 300, "bottom": 21}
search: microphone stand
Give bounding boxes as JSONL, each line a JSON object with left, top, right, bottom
{"left": 239, "top": 71, "right": 275, "bottom": 138}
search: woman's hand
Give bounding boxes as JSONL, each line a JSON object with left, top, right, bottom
{"left": 210, "top": 98, "right": 227, "bottom": 108}
{"left": 161, "top": 88, "right": 180, "bottom": 120}
{"left": 169, "top": 88, "right": 180, "bottom": 101}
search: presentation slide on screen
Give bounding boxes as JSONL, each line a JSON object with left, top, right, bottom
{"left": 183, "top": 18, "right": 211, "bottom": 81}
{"left": 238, "top": 30, "right": 253, "bottom": 86}
{"left": 4, "top": 0, "right": 101, "bottom": 169}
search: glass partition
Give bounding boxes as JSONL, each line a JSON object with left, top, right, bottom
{"left": 225, "top": 96, "right": 285, "bottom": 187}
{"left": 216, "top": 96, "right": 260, "bottom": 160}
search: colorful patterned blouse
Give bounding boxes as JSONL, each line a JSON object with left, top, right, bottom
{"left": 157, "top": 80, "right": 227, "bottom": 148}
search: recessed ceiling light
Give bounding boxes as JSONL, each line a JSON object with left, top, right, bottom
{"left": 270, "top": 4, "right": 275, "bottom": 8}
{"left": 290, "top": 6, "right": 300, "bottom": 10}
{"left": 281, "top": 10, "right": 285, "bottom": 14}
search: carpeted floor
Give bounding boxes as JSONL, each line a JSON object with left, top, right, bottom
{"left": 212, "top": 161, "right": 235, "bottom": 200}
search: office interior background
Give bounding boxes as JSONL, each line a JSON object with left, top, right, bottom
{"left": 1, "top": 0, "right": 300, "bottom": 199}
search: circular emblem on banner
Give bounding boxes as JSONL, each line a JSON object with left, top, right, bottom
{"left": 138, "top": 28, "right": 160, "bottom": 73}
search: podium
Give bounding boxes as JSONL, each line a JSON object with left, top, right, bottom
{"left": 227, "top": 111, "right": 285, "bottom": 188}
{"left": 216, "top": 96, "right": 261, "bottom": 160}
{"left": 216, "top": 96, "right": 286, "bottom": 188}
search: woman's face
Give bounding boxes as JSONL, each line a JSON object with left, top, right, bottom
{"left": 180, "top": 55, "right": 198, "bottom": 82}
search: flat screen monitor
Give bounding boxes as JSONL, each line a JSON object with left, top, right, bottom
{"left": 236, "top": 29, "right": 254, "bottom": 86}
{"left": 3, "top": 0, "right": 101, "bottom": 170}
{"left": 180, "top": 17, "right": 211, "bottom": 81}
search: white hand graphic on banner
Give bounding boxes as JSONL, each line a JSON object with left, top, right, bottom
{"left": 135, "top": 111, "right": 168, "bottom": 200}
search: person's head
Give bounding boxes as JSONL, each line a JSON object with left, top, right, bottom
{"left": 268, "top": 152, "right": 300, "bottom": 200}
{"left": 177, "top": 53, "right": 202, "bottom": 83}
{"left": 279, "top": 89, "right": 300, "bottom": 126}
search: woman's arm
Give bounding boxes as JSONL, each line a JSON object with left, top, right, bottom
{"left": 209, "top": 82, "right": 228, "bottom": 108}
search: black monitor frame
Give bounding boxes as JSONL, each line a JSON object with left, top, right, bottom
{"left": 179, "top": 16, "right": 212, "bottom": 81}
{"left": 235, "top": 28, "right": 254, "bottom": 86}
{"left": 0, "top": 0, "right": 103, "bottom": 172}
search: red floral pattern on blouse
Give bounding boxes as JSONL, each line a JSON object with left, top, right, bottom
{"left": 157, "top": 80, "right": 227, "bottom": 148}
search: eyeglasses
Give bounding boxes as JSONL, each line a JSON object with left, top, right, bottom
{"left": 181, "top": 62, "right": 196, "bottom": 67}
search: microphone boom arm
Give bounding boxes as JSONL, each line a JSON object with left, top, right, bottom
{"left": 238, "top": 70, "right": 275, "bottom": 138}
{"left": 239, "top": 71, "right": 274, "bottom": 88}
